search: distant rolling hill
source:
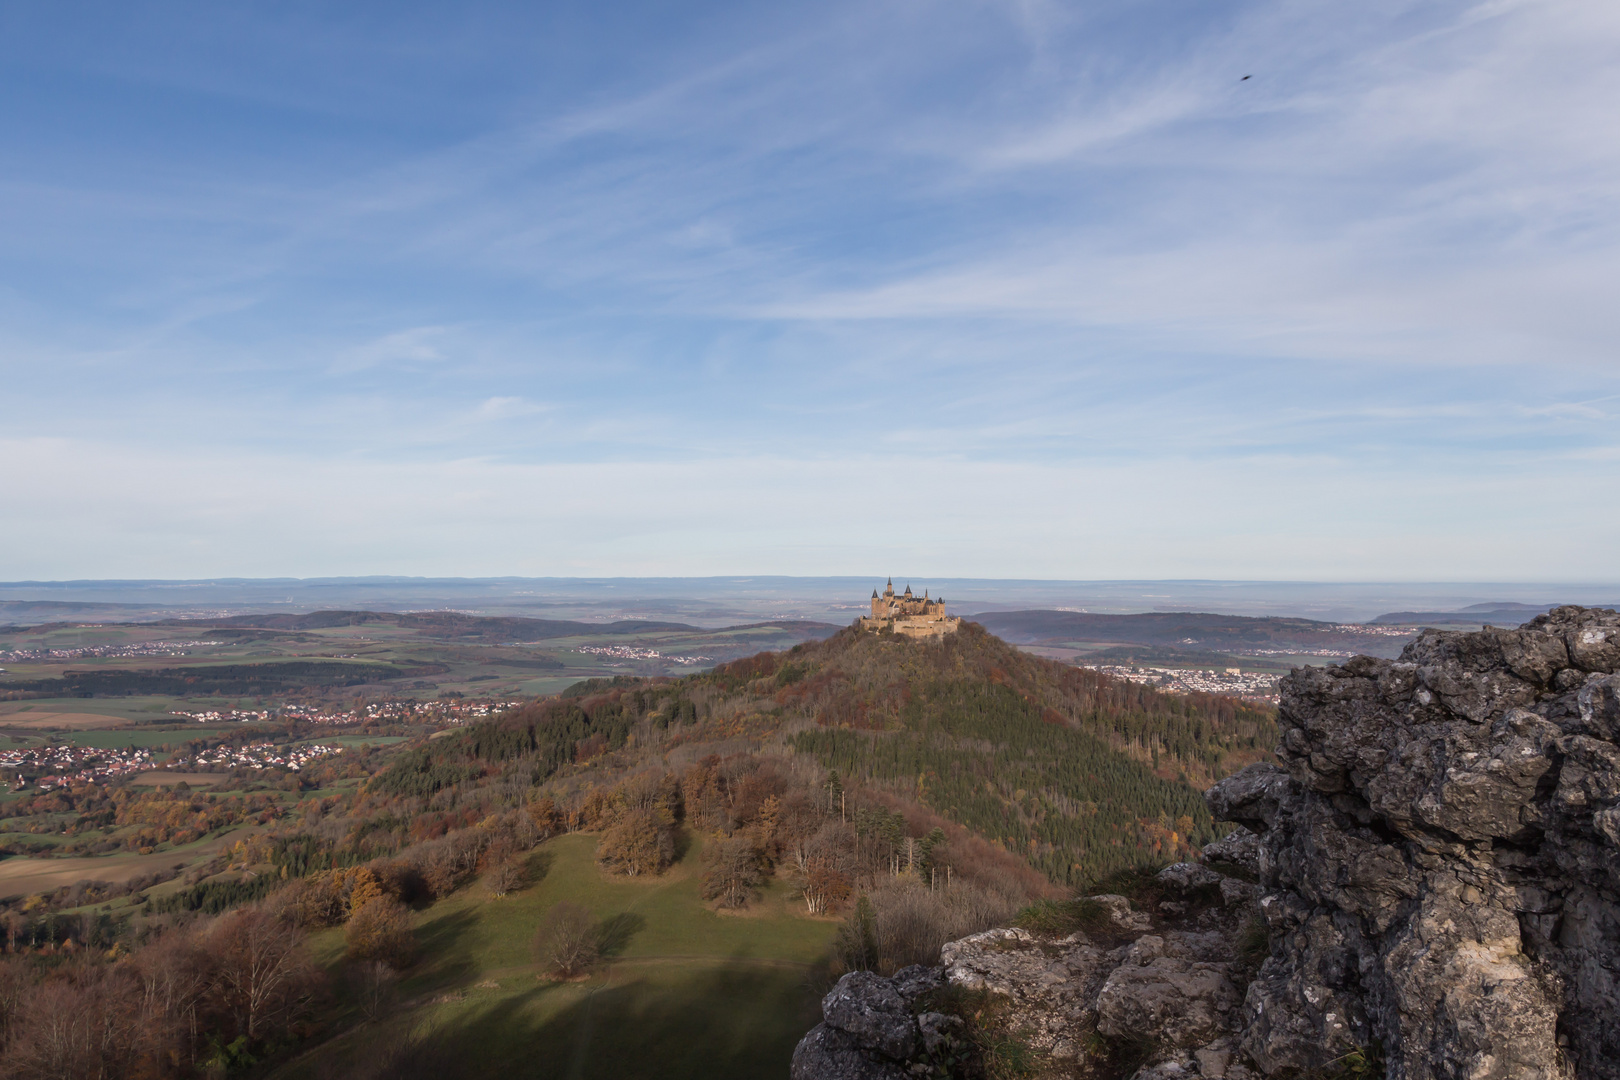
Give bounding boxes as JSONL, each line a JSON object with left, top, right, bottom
{"left": 148, "top": 610, "right": 844, "bottom": 644}
{"left": 155, "top": 610, "right": 702, "bottom": 641}
{"left": 1366, "top": 602, "right": 1603, "bottom": 627}
{"left": 967, "top": 609, "right": 1412, "bottom": 657}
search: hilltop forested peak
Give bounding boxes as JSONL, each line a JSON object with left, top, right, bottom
{"left": 385, "top": 621, "right": 1274, "bottom": 888}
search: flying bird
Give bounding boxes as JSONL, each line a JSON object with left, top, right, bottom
{"left": 1241, "top": 75, "right": 1251, "bottom": 80}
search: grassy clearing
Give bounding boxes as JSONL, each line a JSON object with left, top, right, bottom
{"left": 278, "top": 833, "right": 837, "bottom": 1080}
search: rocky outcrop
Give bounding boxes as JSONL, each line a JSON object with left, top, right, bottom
{"left": 792, "top": 608, "right": 1620, "bottom": 1080}
{"left": 794, "top": 873, "right": 1262, "bottom": 1079}
{"left": 792, "top": 967, "right": 952, "bottom": 1080}
{"left": 1214, "top": 605, "right": 1620, "bottom": 1080}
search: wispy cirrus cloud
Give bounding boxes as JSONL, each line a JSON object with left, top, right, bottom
{"left": 0, "top": 0, "right": 1617, "bottom": 578}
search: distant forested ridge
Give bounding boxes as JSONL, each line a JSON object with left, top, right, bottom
{"left": 0, "top": 659, "right": 447, "bottom": 698}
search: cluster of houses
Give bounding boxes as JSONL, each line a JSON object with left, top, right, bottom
{"left": 0, "top": 640, "right": 224, "bottom": 661}
{"left": 577, "top": 645, "right": 713, "bottom": 664}
{"left": 169, "top": 698, "right": 524, "bottom": 727}
{"left": 0, "top": 743, "right": 154, "bottom": 791}
{"left": 172, "top": 708, "right": 275, "bottom": 723}
{"left": 173, "top": 741, "right": 343, "bottom": 771}
{"left": 282, "top": 699, "right": 525, "bottom": 724}
{"left": 1081, "top": 663, "right": 1282, "bottom": 703}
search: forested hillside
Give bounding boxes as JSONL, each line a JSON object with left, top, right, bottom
{"left": 383, "top": 621, "right": 1274, "bottom": 885}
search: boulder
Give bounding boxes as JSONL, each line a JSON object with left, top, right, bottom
{"left": 820, "top": 971, "right": 918, "bottom": 1061}
{"left": 1095, "top": 935, "right": 1241, "bottom": 1048}
{"left": 790, "top": 1023, "right": 907, "bottom": 1080}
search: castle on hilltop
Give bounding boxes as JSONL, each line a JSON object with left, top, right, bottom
{"left": 858, "top": 579, "right": 962, "bottom": 639}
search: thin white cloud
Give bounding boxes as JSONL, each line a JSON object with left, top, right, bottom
{"left": 330, "top": 326, "right": 449, "bottom": 373}
{"left": 3, "top": 437, "right": 1617, "bottom": 581}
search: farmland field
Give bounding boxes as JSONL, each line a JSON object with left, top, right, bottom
{"left": 0, "top": 831, "right": 241, "bottom": 896}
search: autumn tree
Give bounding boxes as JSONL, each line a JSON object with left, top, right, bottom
{"left": 532, "top": 902, "right": 597, "bottom": 978}
{"left": 595, "top": 807, "right": 671, "bottom": 877}
{"left": 802, "top": 863, "right": 853, "bottom": 915}
{"left": 483, "top": 835, "right": 526, "bottom": 896}
{"left": 526, "top": 796, "right": 561, "bottom": 839}
{"left": 344, "top": 897, "right": 416, "bottom": 970}
{"left": 700, "top": 835, "right": 765, "bottom": 909}
{"left": 134, "top": 929, "right": 215, "bottom": 1058}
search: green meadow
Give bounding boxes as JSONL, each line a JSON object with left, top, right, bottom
{"left": 280, "top": 833, "right": 838, "bottom": 1080}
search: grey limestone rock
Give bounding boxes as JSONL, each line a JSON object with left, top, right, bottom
{"left": 791, "top": 1023, "right": 908, "bottom": 1080}
{"left": 916, "top": 1011, "right": 961, "bottom": 1055}
{"left": 820, "top": 971, "right": 918, "bottom": 1061}
{"left": 1158, "top": 861, "right": 1226, "bottom": 895}
{"left": 888, "top": 964, "right": 942, "bottom": 1008}
{"left": 792, "top": 971, "right": 925, "bottom": 1080}
{"left": 941, "top": 926, "right": 1116, "bottom": 1055}
{"left": 1095, "top": 935, "right": 1242, "bottom": 1048}
{"left": 1201, "top": 826, "right": 1262, "bottom": 872}
{"left": 1207, "top": 605, "right": 1620, "bottom": 1080}
{"left": 1088, "top": 892, "right": 1155, "bottom": 932}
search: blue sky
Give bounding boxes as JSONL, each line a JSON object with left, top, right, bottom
{"left": 1, "top": 0, "right": 1617, "bottom": 581}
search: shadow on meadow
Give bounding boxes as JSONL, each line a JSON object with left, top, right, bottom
{"left": 401, "top": 906, "right": 482, "bottom": 993}
{"left": 322, "top": 957, "right": 823, "bottom": 1080}
{"left": 594, "top": 911, "right": 646, "bottom": 957}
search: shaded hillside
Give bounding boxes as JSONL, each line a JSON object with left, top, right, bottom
{"left": 391, "top": 623, "right": 1275, "bottom": 885}
{"left": 0, "top": 659, "right": 445, "bottom": 698}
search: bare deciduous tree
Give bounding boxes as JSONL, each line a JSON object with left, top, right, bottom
{"left": 532, "top": 902, "right": 598, "bottom": 978}
{"left": 208, "top": 908, "right": 319, "bottom": 1041}
{"left": 349, "top": 961, "right": 399, "bottom": 1023}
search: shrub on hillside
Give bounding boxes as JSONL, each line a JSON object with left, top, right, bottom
{"left": 1013, "top": 897, "right": 1108, "bottom": 937}
{"left": 834, "top": 881, "right": 1017, "bottom": 975}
